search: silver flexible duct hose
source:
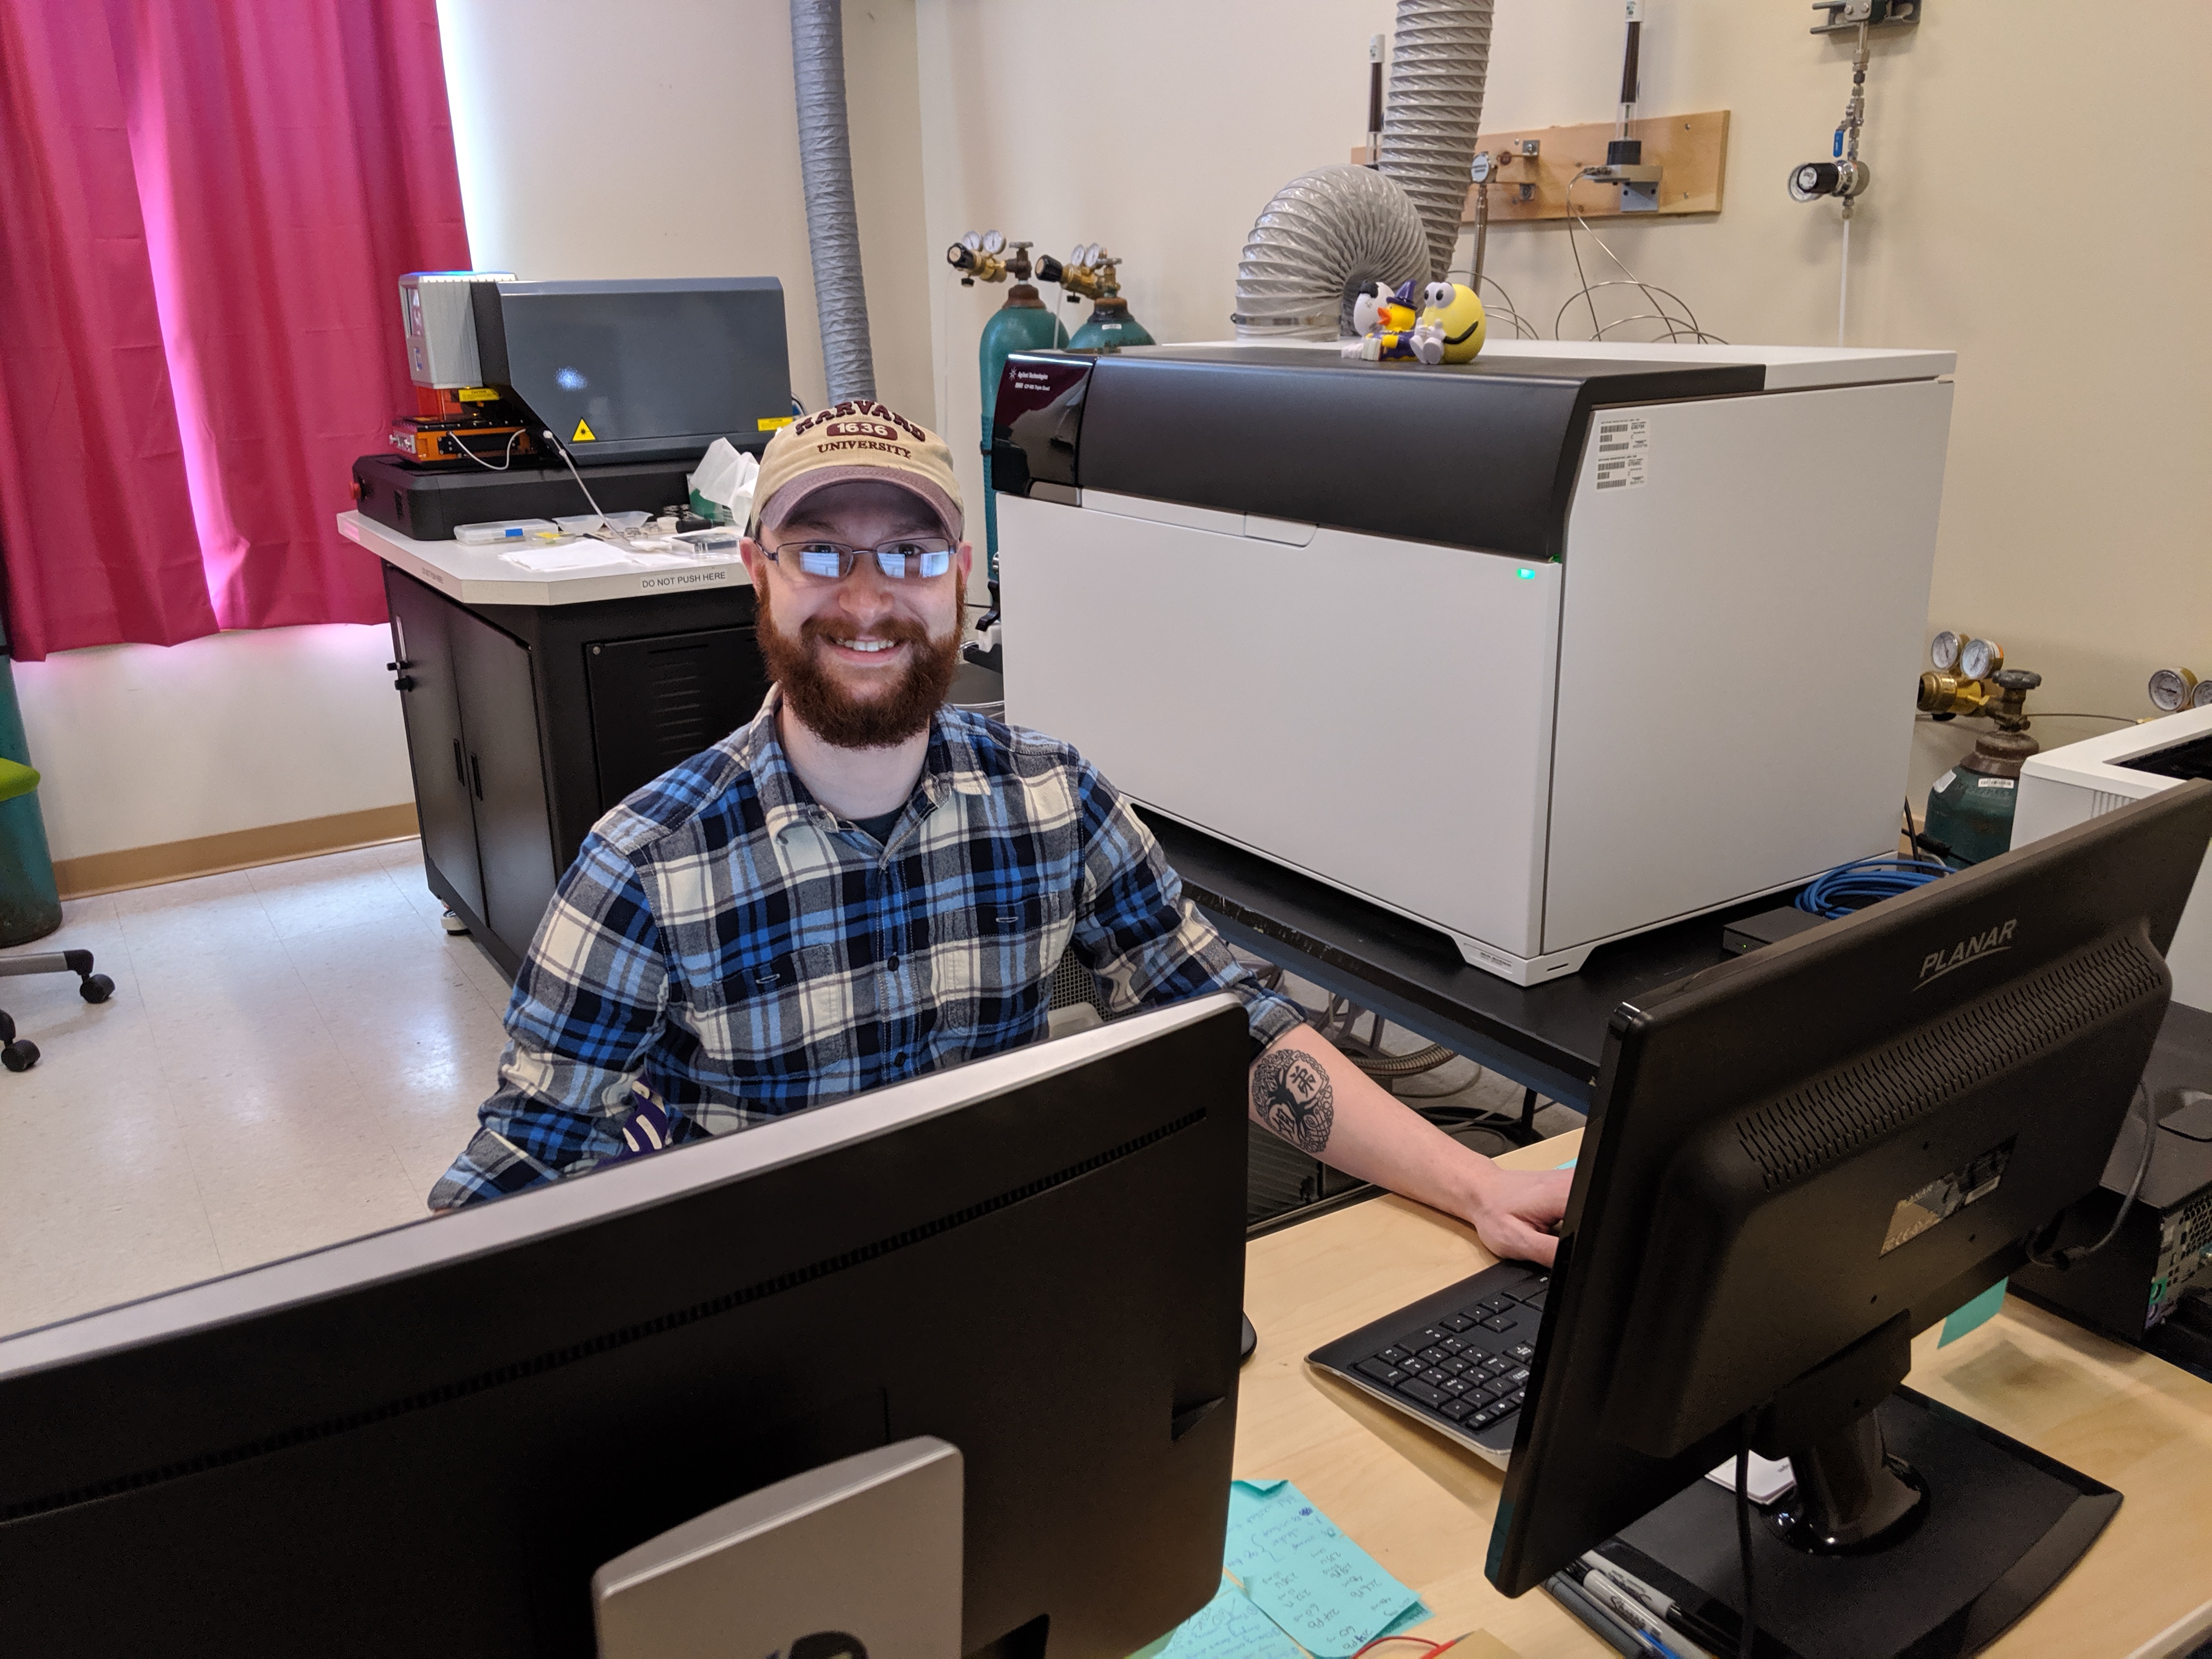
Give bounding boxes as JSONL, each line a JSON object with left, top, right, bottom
{"left": 791, "top": 0, "right": 875, "bottom": 402}
{"left": 1230, "top": 163, "right": 1429, "bottom": 340}
{"left": 1379, "top": 0, "right": 1494, "bottom": 283}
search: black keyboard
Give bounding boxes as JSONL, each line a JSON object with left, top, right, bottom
{"left": 1305, "top": 1260, "right": 1547, "bottom": 1464}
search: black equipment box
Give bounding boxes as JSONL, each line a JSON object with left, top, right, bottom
{"left": 352, "top": 453, "right": 700, "bottom": 543}
{"left": 2013, "top": 1001, "right": 2212, "bottom": 1362}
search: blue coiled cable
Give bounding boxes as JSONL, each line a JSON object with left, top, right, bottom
{"left": 1794, "top": 855, "right": 1949, "bottom": 919}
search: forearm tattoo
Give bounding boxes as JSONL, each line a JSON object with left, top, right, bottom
{"left": 1251, "top": 1046, "right": 1334, "bottom": 1155}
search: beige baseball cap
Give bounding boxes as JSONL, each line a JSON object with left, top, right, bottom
{"left": 747, "top": 400, "right": 965, "bottom": 541}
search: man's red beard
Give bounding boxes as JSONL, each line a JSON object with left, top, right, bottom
{"left": 753, "top": 579, "right": 964, "bottom": 749}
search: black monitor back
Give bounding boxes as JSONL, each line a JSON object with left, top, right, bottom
{"left": 471, "top": 277, "right": 792, "bottom": 461}
{"left": 1489, "top": 780, "right": 2212, "bottom": 1595}
{"left": 0, "top": 998, "right": 1251, "bottom": 1657}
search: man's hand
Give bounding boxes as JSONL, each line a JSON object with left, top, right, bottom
{"left": 1248, "top": 1024, "right": 1574, "bottom": 1266}
{"left": 1455, "top": 1161, "right": 1573, "bottom": 1267}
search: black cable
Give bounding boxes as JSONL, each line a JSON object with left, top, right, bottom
{"left": 541, "top": 431, "right": 613, "bottom": 526}
{"left": 2025, "top": 1083, "right": 2156, "bottom": 1269}
{"left": 1736, "top": 1417, "right": 1758, "bottom": 1659}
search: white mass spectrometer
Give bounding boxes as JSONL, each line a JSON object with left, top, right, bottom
{"left": 993, "top": 339, "right": 1955, "bottom": 985}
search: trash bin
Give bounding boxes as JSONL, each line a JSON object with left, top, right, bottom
{"left": 0, "top": 636, "right": 63, "bottom": 946}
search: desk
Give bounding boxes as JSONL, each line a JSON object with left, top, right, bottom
{"left": 1235, "top": 1131, "right": 2212, "bottom": 1658}
{"left": 340, "top": 510, "right": 768, "bottom": 975}
{"left": 1151, "top": 816, "right": 1778, "bottom": 1113}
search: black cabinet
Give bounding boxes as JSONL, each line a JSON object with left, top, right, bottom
{"left": 383, "top": 566, "right": 766, "bottom": 980}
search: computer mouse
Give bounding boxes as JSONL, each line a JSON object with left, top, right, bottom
{"left": 1239, "top": 1312, "right": 1257, "bottom": 1365}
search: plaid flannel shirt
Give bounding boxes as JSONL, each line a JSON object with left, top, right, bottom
{"left": 428, "top": 686, "right": 1302, "bottom": 1208}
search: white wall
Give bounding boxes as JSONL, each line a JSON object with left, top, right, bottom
{"left": 438, "top": 0, "right": 937, "bottom": 419}
{"left": 15, "top": 628, "right": 413, "bottom": 862}
{"left": 916, "top": 0, "right": 2212, "bottom": 800}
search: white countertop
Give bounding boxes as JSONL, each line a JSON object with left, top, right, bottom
{"left": 338, "top": 511, "right": 752, "bottom": 607}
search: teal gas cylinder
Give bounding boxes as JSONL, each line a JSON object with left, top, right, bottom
{"left": 0, "top": 645, "right": 61, "bottom": 945}
{"left": 1066, "top": 295, "right": 1155, "bottom": 353}
{"left": 979, "top": 284, "right": 1066, "bottom": 583}
{"left": 1925, "top": 729, "right": 2036, "bottom": 869}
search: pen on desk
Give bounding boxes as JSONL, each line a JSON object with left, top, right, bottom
{"left": 1579, "top": 1567, "right": 1696, "bottom": 1659}
{"left": 1548, "top": 1571, "right": 1648, "bottom": 1658}
{"left": 1578, "top": 1555, "right": 1722, "bottom": 1659}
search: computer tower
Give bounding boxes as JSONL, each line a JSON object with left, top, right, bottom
{"left": 2011, "top": 1003, "right": 2212, "bottom": 1364}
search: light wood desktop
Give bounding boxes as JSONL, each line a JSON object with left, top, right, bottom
{"left": 1236, "top": 1130, "right": 2212, "bottom": 1658}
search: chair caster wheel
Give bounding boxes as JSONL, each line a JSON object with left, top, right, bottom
{"left": 80, "top": 973, "right": 115, "bottom": 1005}
{"left": 0, "top": 1012, "right": 13, "bottom": 1045}
{"left": 439, "top": 909, "right": 470, "bottom": 935}
{"left": 4, "top": 1040, "right": 41, "bottom": 1072}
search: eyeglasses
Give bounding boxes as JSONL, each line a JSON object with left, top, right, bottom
{"left": 761, "top": 536, "right": 955, "bottom": 583}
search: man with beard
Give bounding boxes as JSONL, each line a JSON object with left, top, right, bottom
{"left": 428, "top": 404, "right": 1569, "bottom": 1264}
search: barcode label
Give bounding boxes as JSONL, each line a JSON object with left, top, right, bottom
{"left": 1592, "top": 416, "right": 1649, "bottom": 490}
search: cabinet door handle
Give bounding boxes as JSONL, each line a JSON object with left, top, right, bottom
{"left": 453, "top": 739, "right": 467, "bottom": 788}
{"left": 470, "top": 753, "right": 485, "bottom": 800}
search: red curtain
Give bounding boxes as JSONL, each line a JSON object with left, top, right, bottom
{"left": 0, "top": 1, "right": 470, "bottom": 661}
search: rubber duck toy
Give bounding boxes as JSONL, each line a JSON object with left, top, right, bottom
{"left": 1410, "top": 280, "right": 1487, "bottom": 364}
{"left": 1341, "top": 279, "right": 1423, "bottom": 361}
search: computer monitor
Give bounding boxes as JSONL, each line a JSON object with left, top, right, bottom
{"left": 470, "top": 277, "right": 793, "bottom": 461}
{"left": 0, "top": 996, "right": 1252, "bottom": 1658}
{"left": 1488, "top": 780, "right": 2212, "bottom": 1657}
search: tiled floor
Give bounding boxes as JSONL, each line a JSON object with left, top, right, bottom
{"left": 0, "top": 839, "right": 511, "bottom": 1338}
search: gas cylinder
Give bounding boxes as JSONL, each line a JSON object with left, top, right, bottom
{"left": 1925, "top": 727, "right": 2035, "bottom": 869}
{"left": 1066, "top": 295, "right": 1155, "bottom": 353}
{"left": 1923, "top": 668, "right": 2044, "bottom": 867}
{"left": 0, "top": 644, "right": 61, "bottom": 945}
{"left": 979, "top": 285, "right": 1065, "bottom": 582}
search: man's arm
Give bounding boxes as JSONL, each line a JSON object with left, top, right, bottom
{"left": 1059, "top": 755, "right": 1571, "bottom": 1262}
{"left": 1249, "top": 1023, "right": 1573, "bottom": 1266}
{"left": 427, "top": 833, "right": 671, "bottom": 1210}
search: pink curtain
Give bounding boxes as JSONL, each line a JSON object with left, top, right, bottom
{"left": 0, "top": 0, "right": 470, "bottom": 661}
{"left": 0, "top": 1, "right": 218, "bottom": 658}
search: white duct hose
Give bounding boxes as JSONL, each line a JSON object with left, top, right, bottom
{"left": 1379, "top": 0, "right": 1494, "bottom": 283}
{"left": 791, "top": 0, "right": 875, "bottom": 402}
{"left": 1230, "top": 163, "right": 1430, "bottom": 340}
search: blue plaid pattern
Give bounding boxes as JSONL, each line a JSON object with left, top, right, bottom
{"left": 428, "top": 686, "right": 1302, "bottom": 1208}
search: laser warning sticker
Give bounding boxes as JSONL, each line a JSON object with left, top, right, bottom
{"left": 1881, "top": 1137, "right": 2015, "bottom": 1255}
{"left": 757, "top": 415, "right": 794, "bottom": 431}
{"left": 572, "top": 419, "right": 596, "bottom": 442}
{"left": 1593, "top": 416, "right": 1649, "bottom": 490}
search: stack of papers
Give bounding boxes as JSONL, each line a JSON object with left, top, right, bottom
{"left": 495, "top": 537, "right": 743, "bottom": 575}
{"left": 1138, "top": 1480, "right": 1430, "bottom": 1659}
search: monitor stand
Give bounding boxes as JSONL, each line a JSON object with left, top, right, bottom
{"left": 1593, "top": 1389, "right": 2118, "bottom": 1659}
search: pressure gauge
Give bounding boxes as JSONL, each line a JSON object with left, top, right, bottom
{"left": 980, "top": 229, "right": 1005, "bottom": 255}
{"left": 961, "top": 232, "right": 983, "bottom": 253}
{"left": 1083, "top": 242, "right": 1102, "bottom": 266}
{"left": 2197, "top": 679, "right": 2212, "bottom": 710}
{"left": 1929, "top": 630, "right": 1963, "bottom": 673}
{"left": 1959, "top": 637, "right": 2004, "bottom": 681}
{"left": 2149, "top": 667, "right": 2201, "bottom": 714}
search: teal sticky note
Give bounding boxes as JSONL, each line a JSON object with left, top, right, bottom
{"left": 1140, "top": 1576, "right": 1307, "bottom": 1659}
{"left": 1221, "top": 1480, "right": 1427, "bottom": 1658}
{"left": 1939, "top": 1277, "right": 2007, "bottom": 1346}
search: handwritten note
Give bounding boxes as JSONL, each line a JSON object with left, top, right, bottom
{"left": 1138, "top": 1576, "right": 1308, "bottom": 1659}
{"left": 1221, "top": 1480, "right": 1429, "bottom": 1658}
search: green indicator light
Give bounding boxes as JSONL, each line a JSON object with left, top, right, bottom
{"left": 1517, "top": 567, "right": 1536, "bottom": 579}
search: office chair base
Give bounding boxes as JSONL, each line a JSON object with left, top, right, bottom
{"left": 0, "top": 950, "right": 113, "bottom": 1073}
